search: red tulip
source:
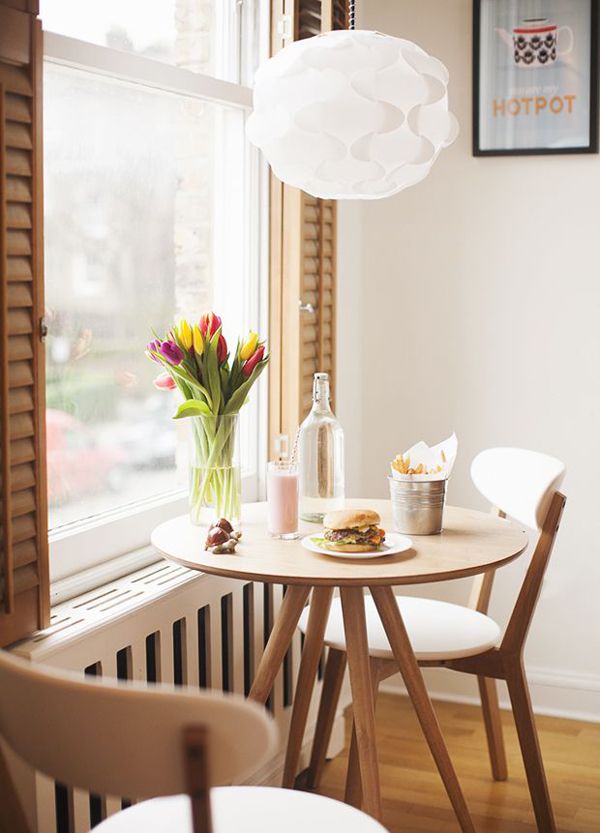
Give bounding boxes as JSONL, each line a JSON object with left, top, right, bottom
{"left": 199, "top": 312, "right": 222, "bottom": 339}
{"left": 217, "top": 334, "right": 228, "bottom": 364}
{"left": 153, "top": 372, "right": 176, "bottom": 391}
{"left": 242, "top": 344, "right": 265, "bottom": 378}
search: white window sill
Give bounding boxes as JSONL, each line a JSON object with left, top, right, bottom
{"left": 50, "top": 476, "right": 260, "bottom": 604}
{"left": 50, "top": 544, "right": 164, "bottom": 607}
{"left": 49, "top": 489, "right": 190, "bottom": 586}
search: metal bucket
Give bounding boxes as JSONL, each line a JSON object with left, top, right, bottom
{"left": 388, "top": 476, "right": 446, "bottom": 535}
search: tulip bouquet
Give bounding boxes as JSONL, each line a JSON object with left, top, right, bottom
{"left": 146, "top": 312, "right": 268, "bottom": 526}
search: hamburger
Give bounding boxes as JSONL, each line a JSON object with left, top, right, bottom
{"left": 322, "top": 509, "right": 385, "bottom": 553}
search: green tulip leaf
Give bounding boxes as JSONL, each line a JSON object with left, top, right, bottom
{"left": 223, "top": 357, "right": 269, "bottom": 414}
{"left": 173, "top": 399, "right": 212, "bottom": 420}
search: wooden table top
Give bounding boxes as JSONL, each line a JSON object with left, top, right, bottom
{"left": 151, "top": 499, "right": 529, "bottom": 587}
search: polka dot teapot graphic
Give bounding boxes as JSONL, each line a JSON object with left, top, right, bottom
{"left": 496, "top": 18, "right": 574, "bottom": 69}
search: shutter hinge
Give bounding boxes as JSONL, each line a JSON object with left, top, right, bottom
{"left": 39, "top": 317, "right": 48, "bottom": 341}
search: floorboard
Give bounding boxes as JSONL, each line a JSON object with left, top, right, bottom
{"left": 317, "top": 693, "right": 600, "bottom": 832}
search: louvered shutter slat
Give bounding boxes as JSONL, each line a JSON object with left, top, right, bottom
{"left": 7, "top": 175, "right": 32, "bottom": 202}
{"left": 8, "top": 255, "right": 32, "bottom": 281}
{"left": 10, "top": 437, "right": 35, "bottom": 467}
{"left": 5, "top": 92, "right": 31, "bottom": 123}
{"left": 8, "top": 307, "right": 32, "bottom": 334}
{"left": 7, "top": 282, "right": 31, "bottom": 306}
{"left": 6, "top": 147, "right": 31, "bottom": 175}
{"left": 7, "top": 202, "right": 31, "bottom": 228}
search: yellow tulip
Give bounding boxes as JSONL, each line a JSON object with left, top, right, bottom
{"left": 192, "top": 323, "right": 203, "bottom": 355}
{"left": 240, "top": 331, "right": 259, "bottom": 361}
{"left": 178, "top": 319, "right": 193, "bottom": 350}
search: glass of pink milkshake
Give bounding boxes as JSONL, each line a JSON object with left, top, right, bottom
{"left": 267, "top": 461, "right": 299, "bottom": 539}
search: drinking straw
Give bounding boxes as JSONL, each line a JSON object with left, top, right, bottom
{"left": 289, "top": 426, "right": 301, "bottom": 469}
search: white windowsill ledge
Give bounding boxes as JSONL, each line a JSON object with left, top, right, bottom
{"left": 50, "top": 545, "right": 164, "bottom": 607}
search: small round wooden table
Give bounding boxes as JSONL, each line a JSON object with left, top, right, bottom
{"left": 152, "top": 499, "right": 528, "bottom": 832}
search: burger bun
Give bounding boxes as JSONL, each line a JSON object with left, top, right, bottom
{"left": 323, "top": 508, "right": 381, "bottom": 530}
{"left": 322, "top": 541, "right": 376, "bottom": 554}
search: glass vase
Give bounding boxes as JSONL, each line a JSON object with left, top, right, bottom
{"left": 188, "top": 414, "right": 241, "bottom": 528}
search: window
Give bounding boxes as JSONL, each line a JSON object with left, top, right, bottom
{"left": 42, "top": 1, "right": 268, "bottom": 585}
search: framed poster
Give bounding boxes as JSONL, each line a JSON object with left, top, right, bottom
{"left": 473, "top": 0, "right": 599, "bottom": 155}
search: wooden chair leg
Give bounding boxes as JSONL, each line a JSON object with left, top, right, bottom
{"left": 282, "top": 587, "right": 333, "bottom": 788}
{"left": 340, "top": 587, "right": 382, "bottom": 821}
{"left": 345, "top": 658, "right": 381, "bottom": 809}
{"left": 248, "top": 585, "right": 311, "bottom": 705}
{"left": 505, "top": 658, "right": 556, "bottom": 833}
{"left": 184, "top": 727, "right": 212, "bottom": 833}
{"left": 305, "top": 648, "right": 346, "bottom": 790}
{"left": 371, "top": 586, "right": 475, "bottom": 833}
{"left": 478, "top": 675, "right": 508, "bottom": 781}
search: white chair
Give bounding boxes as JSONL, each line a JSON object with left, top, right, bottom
{"left": 0, "top": 650, "right": 389, "bottom": 833}
{"left": 294, "top": 448, "right": 566, "bottom": 833}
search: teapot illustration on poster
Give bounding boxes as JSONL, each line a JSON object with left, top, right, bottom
{"left": 496, "top": 18, "right": 574, "bottom": 68}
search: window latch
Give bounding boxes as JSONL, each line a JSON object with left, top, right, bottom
{"left": 299, "top": 301, "right": 317, "bottom": 315}
{"left": 277, "top": 14, "right": 293, "bottom": 43}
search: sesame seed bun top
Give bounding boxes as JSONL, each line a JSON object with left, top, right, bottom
{"left": 323, "top": 508, "right": 381, "bottom": 530}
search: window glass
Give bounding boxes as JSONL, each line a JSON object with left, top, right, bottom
{"left": 44, "top": 63, "right": 256, "bottom": 531}
{"left": 40, "top": 0, "right": 261, "bottom": 84}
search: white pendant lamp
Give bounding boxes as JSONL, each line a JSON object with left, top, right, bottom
{"left": 246, "top": 7, "right": 458, "bottom": 200}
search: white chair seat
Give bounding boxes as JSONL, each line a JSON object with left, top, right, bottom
{"left": 95, "top": 786, "right": 388, "bottom": 832}
{"left": 299, "top": 595, "right": 501, "bottom": 661}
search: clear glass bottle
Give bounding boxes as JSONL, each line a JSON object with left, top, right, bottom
{"left": 298, "top": 372, "right": 345, "bottom": 523}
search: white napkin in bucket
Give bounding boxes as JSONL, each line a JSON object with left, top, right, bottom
{"left": 390, "top": 433, "right": 457, "bottom": 482}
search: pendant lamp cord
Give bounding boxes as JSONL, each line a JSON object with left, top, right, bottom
{"left": 348, "top": 0, "right": 356, "bottom": 30}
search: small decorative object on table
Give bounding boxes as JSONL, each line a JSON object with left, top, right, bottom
{"left": 205, "top": 518, "right": 242, "bottom": 554}
{"left": 146, "top": 313, "right": 269, "bottom": 527}
{"left": 389, "top": 433, "right": 458, "bottom": 535}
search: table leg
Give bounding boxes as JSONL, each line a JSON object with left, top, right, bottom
{"left": 345, "top": 657, "right": 382, "bottom": 808}
{"left": 370, "top": 586, "right": 476, "bottom": 833}
{"left": 305, "top": 648, "right": 347, "bottom": 790}
{"left": 282, "top": 586, "right": 333, "bottom": 788}
{"left": 340, "top": 586, "right": 382, "bottom": 821}
{"left": 249, "top": 584, "right": 311, "bottom": 705}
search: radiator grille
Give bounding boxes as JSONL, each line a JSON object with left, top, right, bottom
{"left": 13, "top": 561, "right": 319, "bottom": 833}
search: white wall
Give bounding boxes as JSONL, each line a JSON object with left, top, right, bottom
{"left": 336, "top": 0, "right": 600, "bottom": 720}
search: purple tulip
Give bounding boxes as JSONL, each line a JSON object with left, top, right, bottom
{"left": 159, "top": 340, "right": 184, "bottom": 366}
{"left": 146, "top": 339, "right": 162, "bottom": 363}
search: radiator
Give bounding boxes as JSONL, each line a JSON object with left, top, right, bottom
{"left": 10, "top": 560, "right": 345, "bottom": 833}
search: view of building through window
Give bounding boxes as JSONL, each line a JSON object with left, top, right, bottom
{"left": 41, "top": 0, "right": 255, "bottom": 81}
{"left": 42, "top": 1, "right": 261, "bottom": 532}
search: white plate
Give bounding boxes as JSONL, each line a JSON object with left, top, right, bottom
{"left": 301, "top": 532, "right": 413, "bottom": 560}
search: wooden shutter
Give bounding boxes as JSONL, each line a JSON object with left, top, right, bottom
{"left": 269, "top": 0, "right": 346, "bottom": 453}
{"left": 0, "top": 0, "right": 49, "bottom": 647}
{"left": 299, "top": 197, "right": 336, "bottom": 416}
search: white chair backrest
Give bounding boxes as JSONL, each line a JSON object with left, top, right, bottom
{"left": 471, "top": 448, "right": 566, "bottom": 531}
{"left": 0, "top": 651, "right": 277, "bottom": 799}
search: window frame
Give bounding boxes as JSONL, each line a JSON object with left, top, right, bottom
{"left": 43, "top": 16, "right": 270, "bottom": 590}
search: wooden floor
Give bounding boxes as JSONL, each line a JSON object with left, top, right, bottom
{"left": 317, "top": 693, "right": 600, "bottom": 833}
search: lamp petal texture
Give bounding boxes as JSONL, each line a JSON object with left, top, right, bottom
{"left": 246, "top": 30, "right": 458, "bottom": 200}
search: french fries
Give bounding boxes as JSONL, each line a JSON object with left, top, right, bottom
{"left": 391, "top": 453, "right": 444, "bottom": 476}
